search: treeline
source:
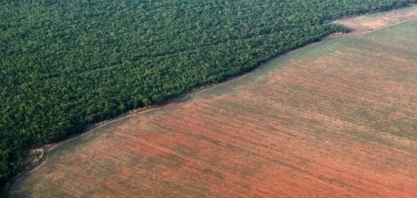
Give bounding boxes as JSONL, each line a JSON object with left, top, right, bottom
{"left": 0, "top": 0, "right": 415, "bottom": 194}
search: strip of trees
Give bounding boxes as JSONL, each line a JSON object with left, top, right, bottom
{"left": 1, "top": 0, "right": 415, "bottom": 194}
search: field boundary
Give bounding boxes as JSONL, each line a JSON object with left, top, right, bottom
{"left": 9, "top": 9, "right": 417, "bottom": 196}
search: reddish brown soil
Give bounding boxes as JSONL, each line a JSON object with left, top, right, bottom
{"left": 11, "top": 18, "right": 417, "bottom": 198}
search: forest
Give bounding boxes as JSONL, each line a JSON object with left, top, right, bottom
{"left": 1, "top": 0, "right": 416, "bottom": 194}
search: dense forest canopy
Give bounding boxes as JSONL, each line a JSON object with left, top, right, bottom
{"left": 1, "top": 0, "right": 416, "bottom": 193}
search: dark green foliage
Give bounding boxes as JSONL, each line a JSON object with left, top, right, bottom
{"left": 0, "top": 0, "right": 413, "bottom": 193}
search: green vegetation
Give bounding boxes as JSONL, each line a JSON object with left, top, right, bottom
{"left": 0, "top": 0, "right": 415, "bottom": 193}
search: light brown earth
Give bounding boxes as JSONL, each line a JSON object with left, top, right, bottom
{"left": 335, "top": 5, "right": 417, "bottom": 32}
{"left": 10, "top": 7, "right": 417, "bottom": 198}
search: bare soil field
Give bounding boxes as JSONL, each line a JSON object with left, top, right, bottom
{"left": 335, "top": 5, "right": 417, "bottom": 32}
{"left": 10, "top": 11, "right": 417, "bottom": 198}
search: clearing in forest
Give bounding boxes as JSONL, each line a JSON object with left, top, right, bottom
{"left": 335, "top": 4, "right": 417, "bottom": 32}
{"left": 10, "top": 10, "right": 417, "bottom": 198}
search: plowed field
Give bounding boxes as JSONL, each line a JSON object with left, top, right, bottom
{"left": 11, "top": 15, "right": 417, "bottom": 198}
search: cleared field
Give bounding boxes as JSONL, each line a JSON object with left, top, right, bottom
{"left": 11, "top": 19, "right": 417, "bottom": 198}
{"left": 335, "top": 5, "right": 417, "bottom": 32}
